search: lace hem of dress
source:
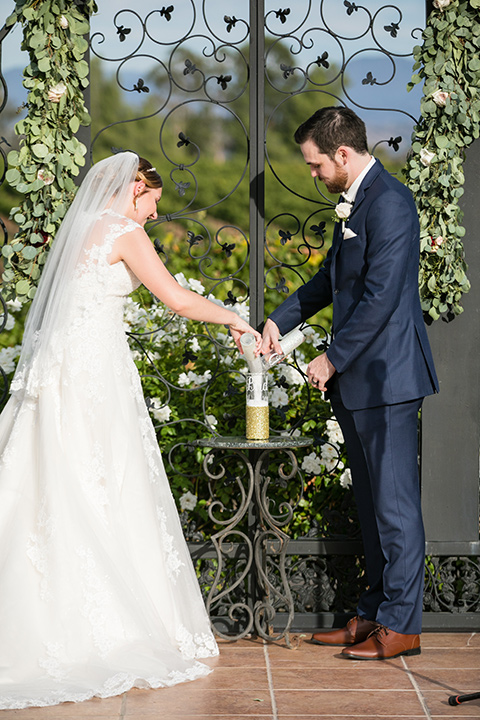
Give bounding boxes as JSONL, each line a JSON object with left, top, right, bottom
{"left": 177, "top": 624, "right": 219, "bottom": 660}
{"left": 0, "top": 662, "right": 212, "bottom": 710}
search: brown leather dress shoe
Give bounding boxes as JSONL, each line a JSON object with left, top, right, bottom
{"left": 310, "top": 615, "right": 378, "bottom": 647}
{"left": 341, "top": 625, "right": 421, "bottom": 660}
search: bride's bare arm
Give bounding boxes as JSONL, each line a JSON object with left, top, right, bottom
{"left": 112, "top": 227, "right": 261, "bottom": 351}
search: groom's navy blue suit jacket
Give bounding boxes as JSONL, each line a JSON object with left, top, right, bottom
{"left": 270, "top": 160, "right": 439, "bottom": 410}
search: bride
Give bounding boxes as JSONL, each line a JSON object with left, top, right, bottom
{"left": 0, "top": 151, "right": 261, "bottom": 709}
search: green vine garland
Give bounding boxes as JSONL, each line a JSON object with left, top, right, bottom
{"left": 1, "top": 0, "right": 98, "bottom": 303}
{"left": 2, "top": 1, "right": 480, "bottom": 319}
{"left": 404, "top": 0, "right": 480, "bottom": 321}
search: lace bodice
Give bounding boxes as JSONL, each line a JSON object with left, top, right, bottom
{"left": 70, "top": 210, "right": 142, "bottom": 315}
{"left": 11, "top": 212, "right": 142, "bottom": 398}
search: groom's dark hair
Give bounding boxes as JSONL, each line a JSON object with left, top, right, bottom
{"left": 294, "top": 106, "right": 369, "bottom": 159}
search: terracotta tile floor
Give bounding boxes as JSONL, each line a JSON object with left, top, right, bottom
{"left": 1, "top": 632, "right": 479, "bottom": 719}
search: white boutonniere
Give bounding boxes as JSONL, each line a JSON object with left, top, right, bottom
{"left": 333, "top": 200, "right": 353, "bottom": 225}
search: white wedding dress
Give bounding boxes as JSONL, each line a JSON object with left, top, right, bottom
{"left": 0, "top": 210, "right": 218, "bottom": 709}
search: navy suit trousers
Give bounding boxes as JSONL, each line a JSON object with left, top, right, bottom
{"left": 329, "top": 381, "right": 425, "bottom": 634}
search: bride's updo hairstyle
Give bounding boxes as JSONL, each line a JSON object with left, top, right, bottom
{"left": 136, "top": 157, "right": 163, "bottom": 191}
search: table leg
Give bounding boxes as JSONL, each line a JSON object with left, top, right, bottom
{"left": 253, "top": 448, "right": 302, "bottom": 645}
{"left": 202, "top": 448, "right": 255, "bottom": 640}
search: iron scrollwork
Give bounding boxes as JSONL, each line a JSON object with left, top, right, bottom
{"left": 424, "top": 556, "right": 480, "bottom": 615}
{"left": 193, "top": 435, "right": 311, "bottom": 642}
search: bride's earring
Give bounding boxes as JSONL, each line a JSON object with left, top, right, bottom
{"left": 133, "top": 195, "right": 138, "bottom": 210}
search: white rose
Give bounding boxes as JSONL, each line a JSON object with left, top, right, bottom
{"left": 174, "top": 272, "right": 190, "bottom": 289}
{"left": 177, "top": 372, "right": 191, "bottom": 387}
{"left": 432, "top": 89, "right": 450, "bottom": 107}
{"left": 0, "top": 345, "right": 22, "bottom": 374}
{"left": 301, "top": 451, "right": 323, "bottom": 475}
{"left": 190, "top": 337, "right": 201, "bottom": 353}
{"left": 270, "top": 386, "right": 289, "bottom": 408}
{"left": 279, "top": 363, "right": 304, "bottom": 387}
{"left": 188, "top": 278, "right": 205, "bottom": 295}
{"left": 59, "top": 15, "right": 69, "bottom": 29}
{"left": 48, "top": 81, "right": 67, "bottom": 103}
{"left": 420, "top": 148, "right": 435, "bottom": 167}
{"left": 335, "top": 201, "right": 353, "bottom": 220}
{"left": 433, "top": 0, "right": 451, "bottom": 9}
{"left": 205, "top": 413, "right": 218, "bottom": 428}
{"left": 326, "top": 419, "right": 344, "bottom": 445}
{"left": 149, "top": 399, "right": 172, "bottom": 423}
{"left": 339, "top": 469, "right": 353, "bottom": 488}
{"left": 179, "top": 491, "right": 197, "bottom": 512}
{"left": 37, "top": 168, "right": 54, "bottom": 185}
{"left": 6, "top": 298, "right": 22, "bottom": 312}
{"left": 320, "top": 442, "right": 343, "bottom": 472}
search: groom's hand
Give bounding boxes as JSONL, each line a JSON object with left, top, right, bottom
{"left": 261, "top": 318, "right": 283, "bottom": 356}
{"left": 307, "top": 353, "right": 336, "bottom": 392}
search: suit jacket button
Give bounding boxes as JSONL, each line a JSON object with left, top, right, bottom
{"left": 334, "top": 288, "right": 340, "bottom": 294}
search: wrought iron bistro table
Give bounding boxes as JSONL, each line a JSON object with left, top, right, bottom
{"left": 192, "top": 435, "right": 313, "bottom": 644}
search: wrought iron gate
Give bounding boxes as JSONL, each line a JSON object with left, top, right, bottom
{"left": 1, "top": 0, "right": 479, "bottom": 631}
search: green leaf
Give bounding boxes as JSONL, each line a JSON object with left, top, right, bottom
{"left": 435, "top": 135, "right": 450, "bottom": 149}
{"left": 69, "top": 116, "right": 80, "bottom": 133}
{"left": 28, "top": 32, "right": 45, "bottom": 50}
{"left": 6, "top": 168, "right": 21, "bottom": 184}
{"left": 2, "top": 245, "right": 14, "bottom": 258}
{"left": 31, "top": 143, "right": 49, "bottom": 159}
{"left": 5, "top": 11, "right": 18, "bottom": 26}
{"left": 37, "top": 56, "right": 51, "bottom": 72}
{"left": 75, "top": 60, "right": 89, "bottom": 79}
{"left": 21, "top": 246, "right": 39, "bottom": 260}
{"left": 15, "top": 280, "right": 31, "bottom": 296}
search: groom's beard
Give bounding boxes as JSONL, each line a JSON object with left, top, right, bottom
{"left": 323, "top": 162, "right": 349, "bottom": 195}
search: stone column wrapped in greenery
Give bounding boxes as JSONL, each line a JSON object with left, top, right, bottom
{"left": 404, "top": 0, "right": 480, "bottom": 321}
{"left": 2, "top": 0, "right": 97, "bottom": 303}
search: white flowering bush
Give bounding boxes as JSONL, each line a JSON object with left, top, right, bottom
{"left": 121, "top": 275, "right": 352, "bottom": 539}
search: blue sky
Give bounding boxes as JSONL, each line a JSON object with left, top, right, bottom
{"left": 2, "top": 0, "right": 425, "bottom": 71}
{"left": 2, "top": 0, "right": 425, "bottom": 156}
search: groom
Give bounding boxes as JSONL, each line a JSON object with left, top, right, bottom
{"left": 261, "top": 107, "right": 438, "bottom": 660}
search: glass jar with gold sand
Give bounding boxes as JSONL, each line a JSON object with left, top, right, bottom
{"left": 245, "top": 372, "right": 269, "bottom": 440}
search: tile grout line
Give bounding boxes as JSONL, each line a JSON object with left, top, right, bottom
{"left": 263, "top": 641, "right": 279, "bottom": 720}
{"left": 118, "top": 691, "right": 127, "bottom": 720}
{"left": 401, "top": 656, "right": 432, "bottom": 720}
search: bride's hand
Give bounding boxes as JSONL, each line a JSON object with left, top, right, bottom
{"left": 227, "top": 315, "right": 262, "bottom": 355}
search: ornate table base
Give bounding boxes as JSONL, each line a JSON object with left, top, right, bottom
{"left": 193, "top": 435, "right": 312, "bottom": 643}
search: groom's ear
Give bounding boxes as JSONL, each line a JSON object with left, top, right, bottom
{"left": 335, "top": 146, "right": 349, "bottom": 165}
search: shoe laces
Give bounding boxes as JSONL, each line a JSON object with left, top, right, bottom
{"left": 369, "top": 624, "right": 390, "bottom": 645}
